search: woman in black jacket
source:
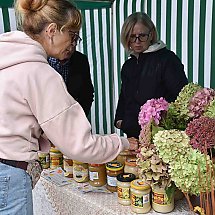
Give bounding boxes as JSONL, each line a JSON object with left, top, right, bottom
{"left": 114, "top": 12, "right": 188, "bottom": 138}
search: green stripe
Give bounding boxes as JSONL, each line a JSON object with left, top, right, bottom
{"left": 132, "top": 0, "right": 136, "bottom": 12}
{"left": 211, "top": 0, "right": 215, "bottom": 88}
{"left": 115, "top": 0, "right": 122, "bottom": 95}
{"left": 165, "top": 0, "right": 171, "bottom": 49}
{"left": 89, "top": 10, "right": 99, "bottom": 133}
{"left": 124, "top": 0, "right": 128, "bottom": 20}
{"left": 0, "top": 0, "right": 13, "bottom": 7}
{"left": 147, "top": 0, "right": 151, "bottom": 17}
{"left": 106, "top": 8, "right": 115, "bottom": 132}
{"left": 198, "top": 0, "right": 206, "bottom": 86}
{"left": 2, "top": 7, "right": 11, "bottom": 32}
{"left": 98, "top": 8, "right": 107, "bottom": 133}
{"left": 74, "top": 1, "right": 112, "bottom": 10}
{"left": 156, "top": 0, "right": 161, "bottom": 39}
{"left": 187, "top": 0, "right": 194, "bottom": 83}
{"left": 141, "top": 0, "right": 145, "bottom": 12}
{"left": 176, "top": 0, "right": 182, "bottom": 59}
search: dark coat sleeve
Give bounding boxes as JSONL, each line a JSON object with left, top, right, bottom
{"left": 66, "top": 51, "right": 94, "bottom": 116}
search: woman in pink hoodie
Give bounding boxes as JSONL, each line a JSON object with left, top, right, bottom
{"left": 0, "top": 0, "right": 138, "bottom": 214}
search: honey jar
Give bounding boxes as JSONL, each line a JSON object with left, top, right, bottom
{"left": 117, "top": 173, "right": 136, "bottom": 206}
{"left": 124, "top": 158, "right": 138, "bottom": 178}
{"left": 106, "top": 161, "right": 123, "bottom": 192}
{"left": 38, "top": 151, "right": 50, "bottom": 169}
{"left": 49, "top": 147, "right": 63, "bottom": 169}
{"left": 73, "top": 160, "right": 89, "bottom": 183}
{"left": 130, "top": 179, "right": 151, "bottom": 214}
{"left": 117, "top": 150, "right": 136, "bottom": 165}
{"left": 89, "top": 164, "right": 107, "bottom": 187}
{"left": 63, "top": 155, "right": 73, "bottom": 178}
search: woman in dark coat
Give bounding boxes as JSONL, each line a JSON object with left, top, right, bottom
{"left": 114, "top": 12, "right": 188, "bottom": 138}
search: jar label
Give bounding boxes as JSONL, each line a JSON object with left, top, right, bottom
{"left": 64, "top": 165, "right": 73, "bottom": 174}
{"left": 152, "top": 191, "right": 170, "bottom": 205}
{"left": 73, "top": 168, "right": 88, "bottom": 182}
{"left": 131, "top": 193, "right": 150, "bottom": 208}
{"left": 38, "top": 155, "right": 50, "bottom": 169}
{"left": 117, "top": 187, "right": 130, "bottom": 200}
{"left": 107, "top": 175, "right": 117, "bottom": 187}
{"left": 89, "top": 171, "right": 99, "bottom": 181}
{"left": 50, "top": 156, "right": 63, "bottom": 169}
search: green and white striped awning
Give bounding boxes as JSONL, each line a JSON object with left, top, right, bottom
{"left": 1, "top": 0, "right": 215, "bottom": 136}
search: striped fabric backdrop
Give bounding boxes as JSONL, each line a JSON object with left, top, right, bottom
{"left": 1, "top": 0, "right": 215, "bottom": 135}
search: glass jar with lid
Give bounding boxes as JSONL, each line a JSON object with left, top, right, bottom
{"left": 106, "top": 161, "right": 124, "bottom": 192}
{"left": 152, "top": 185, "right": 174, "bottom": 213}
{"left": 38, "top": 151, "right": 50, "bottom": 169}
{"left": 130, "top": 179, "right": 151, "bottom": 214}
{"left": 117, "top": 173, "right": 136, "bottom": 206}
{"left": 49, "top": 147, "right": 63, "bottom": 169}
{"left": 117, "top": 150, "right": 136, "bottom": 165}
{"left": 89, "top": 164, "right": 107, "bottom": 187}
{"left": 73, "top": 160, "right": 89, "bottom": 183}
{"left": 124, "top": 158, "right": 139, "bottom": 178}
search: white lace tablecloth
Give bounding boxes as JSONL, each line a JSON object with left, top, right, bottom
{"left": 33, "top": 177, "right": 192, "bottom": 215}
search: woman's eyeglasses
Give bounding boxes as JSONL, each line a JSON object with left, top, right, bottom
{"left": 129, "top": 33, "right": 150, "bottom": 43}
{"left": 68, "top": 31, "right": 82, "bottom": 44}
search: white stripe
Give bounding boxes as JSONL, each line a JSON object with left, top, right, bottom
{"left": 151, "top": 0, "right": 157, "bottom": 27}
{"left": 112, "top": 1, "right": 119, "bottom": 111}
{"left": 193, "top": 0, "right": 201, "bottom": 84}
{"left": 136, "top": 0, "right": 142, "bottom": 11}
{"left": 145, "top": 0, "right": 148, "bottom": 13}
{"left": 0, "top": 8, "right": 4, "bottom": 33}
{"left": 9, "top": 9, "right": 16, "bottom": 31}
{"left": 102, "top": 8, "right": 111, "bottom": 134}
{"left": 181, "top": 0, "right": 189, "bottom": 77}
{"left": 94, "top": 10, "right": 104, "bottom": 134}
{"left": 170, "top": 0, "right": 177, "bottom": 53}
{"left": 204, "top": 0, "right": 213, "bottom": 87}
{"left": 127, "top": 0, "right": 133, "bottom": 15}
{"left": 120, "top": 0, "right": 126, "bottom": 72}
{"left": 77, "top": 29, "right": 83, "bottom": 53}
{"left": 85, "top": 10, "right": 96, "bottom": 134}
{"left": 112, "top": 1, "right": 124, "bottom": 136}
{"left": 160, "top": 0, "right": 167, "bottom": 42}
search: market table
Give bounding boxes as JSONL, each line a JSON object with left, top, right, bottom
{"left": 33, "top": 177, "right": 191, "bottom": 215}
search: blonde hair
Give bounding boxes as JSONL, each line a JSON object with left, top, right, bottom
{"left": 121, "top": 12, "right": 158, "bottom": 52}
{"left": 15, "top": 0, "right": 82, "bottom": 37}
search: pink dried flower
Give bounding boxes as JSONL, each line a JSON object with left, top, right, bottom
{"left": 138, "top": 97, "right": 169, "bottom": 128}
{"left": 188, "top": 88, "right": 215, "bottom": 118}
{"left": 185, "top": 116, "right": 215, "bottom": 153}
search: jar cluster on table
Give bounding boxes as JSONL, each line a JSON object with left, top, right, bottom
{"left": 38, "top": 148, "right": 175, "bottom": 214}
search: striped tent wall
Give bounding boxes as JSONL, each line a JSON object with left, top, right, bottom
{"left": 112, "top": 0, "right": 215, "bottom": 135}
{"left": 75, "top": 1, "right": 114, "bottom": 135}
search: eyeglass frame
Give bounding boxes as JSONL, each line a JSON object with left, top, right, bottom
{"left": 129, "top": 32, "right": 151, "bottom": 43}
{"left": 68, "top": 30, "right": 82, "bottom": 44}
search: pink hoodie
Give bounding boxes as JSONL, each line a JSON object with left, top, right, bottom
{"left": 0, "top": 31, "right": 129, "bottom": 163}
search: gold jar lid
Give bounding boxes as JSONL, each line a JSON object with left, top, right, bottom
{"left": 131, "top": 179, "right": 150, "bottom": 190}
